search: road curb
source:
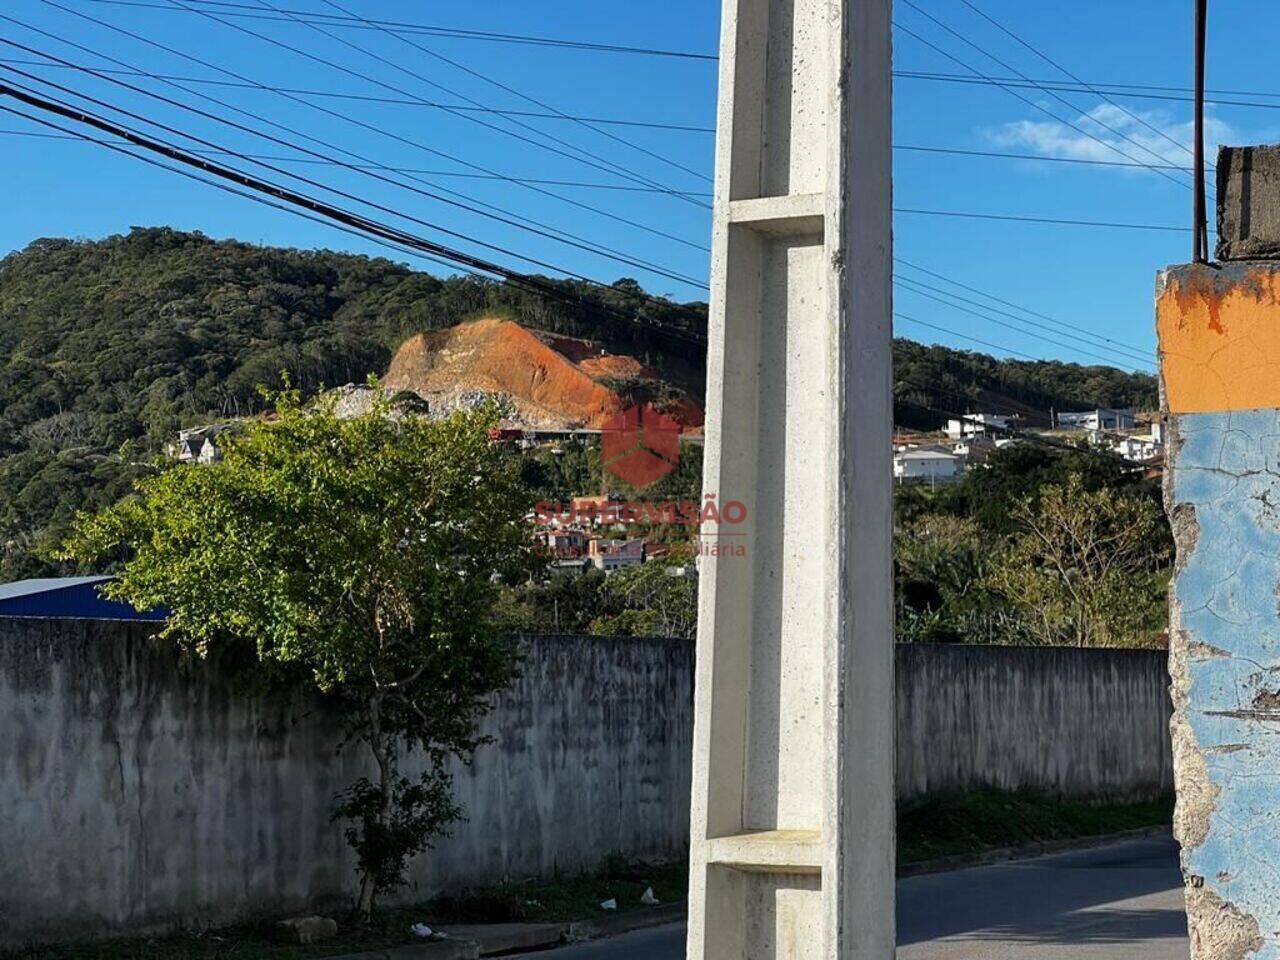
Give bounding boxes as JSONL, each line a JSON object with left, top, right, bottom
{"left": 316, "top": 904, "right": 688, "bottom": 960}
{"left": 897, "top": 824, "right": 1173, "bottom": 878}
{"left": 566, "top": 901, "right": 687, "bottom": 942}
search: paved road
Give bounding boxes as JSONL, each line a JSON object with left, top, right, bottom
{"left": 511, "top": 836, "right": 1188, "bottom": 960}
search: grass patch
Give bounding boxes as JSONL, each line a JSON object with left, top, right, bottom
{"left": 897, "top": 790, "right": 1174, "bottom": 866}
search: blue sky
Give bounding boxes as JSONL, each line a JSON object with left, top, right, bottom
{"left": 1, "top": 0, "right": 1276, "bottom": 375}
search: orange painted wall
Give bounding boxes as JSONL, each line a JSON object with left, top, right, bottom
{"left": 1157, "top": 263, "right": 1280, "bottom": 414}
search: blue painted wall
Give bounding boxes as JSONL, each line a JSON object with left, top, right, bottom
{"left": 1171, "top": 408, "right": 1280, "bottom": 957}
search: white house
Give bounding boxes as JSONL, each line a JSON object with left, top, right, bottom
{"left": 1056, "top": 408, "right": 1136, "bottom": 432}
{"left": 1113, "top": 433, "right": 1163, "bottom": 463}
{"left": 893, "top": 447, "right": 963, "bottom": 483}
{"left": 944, "top": 413, "right": 1008, "bottom": 440}
{"left": 588, "top": 538, "right": 644, "bottom": 571}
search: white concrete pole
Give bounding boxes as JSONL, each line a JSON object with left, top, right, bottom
{"left": 687, "top": 0, "right": 894, "bottom": 957}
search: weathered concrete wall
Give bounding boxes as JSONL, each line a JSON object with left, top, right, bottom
{"left": 1159, "top": 261, "right": 1280, "bottom": 960}
{"left": 895, "top": 644, "right": 1173, "bottom": 803}
{"left": 0, "top": 621, "right": 694, "bottom": 945}
{"left": 0, "top": 623, "right": 1171, "bottom": 945}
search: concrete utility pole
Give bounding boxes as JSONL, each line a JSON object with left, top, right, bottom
{"left": 1159, "top": 146, "right": 1280, "bottom": 959}
{"left": 686, "top": 0, "right": 894, "bottom": 956}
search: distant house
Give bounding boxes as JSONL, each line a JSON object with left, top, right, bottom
{"left": 1113, "top": 433, "right": 1163, "bottom": 463}
{"left": 893, "top": 447, "right": 963, "bottom": 483}
{"left": 0, "top": 576, "right": 166, "bottom": 620}
{"left": 537, "top": 528, "right": 588, "bottom": 559}
{"left": 1056, "top": 408, "right": 1136, "bottom": 432}
{"left": 944, "top": 414, "right": 1008, "bottom": 440}
{"left": 169, "top": 424, "right": 231, "bottom": 464}
{"left": 587, "top": 538, "right": 644, "bottom": 571}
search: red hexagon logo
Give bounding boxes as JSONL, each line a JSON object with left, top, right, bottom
{"left": 600, "top": 403, "right": 681, "bottom": 488}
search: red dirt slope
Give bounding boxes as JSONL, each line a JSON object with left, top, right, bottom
{"left": 383, "top": 317, "right": 703, "bottom": 431}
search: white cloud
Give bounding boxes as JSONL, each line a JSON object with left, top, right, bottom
{"left": 987, "top": 102, "right": 1235, "bottom": 171}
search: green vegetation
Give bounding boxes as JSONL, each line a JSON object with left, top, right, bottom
{"left": 0, "top": 228, "right": 704, "bottom": 580}
{"left": 893, "top": 338, "right": 1156, "bottom": 431}
{"left": 897, "top": 790, "right": 1174, "bottom": 866}
{"left": 894, "top": 443, "right": 1171, "bottom": 648}
{"left": 1, "top": 227, "right": 1159, "bottom": 582}
{"left": 61, "top": 391, "right": 529, "bottom": 916}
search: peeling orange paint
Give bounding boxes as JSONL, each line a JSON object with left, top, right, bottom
{"left": 1158, "top": 264, "right": 1280, "bottom": 413}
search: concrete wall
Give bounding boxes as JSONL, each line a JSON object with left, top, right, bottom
{"left": 0, "top": 621, "right": 1170, "bottom": 945}
{"left": 0, "top": 621, "right": 694, "bottom": 945}
{"left": 895, "top": 644, "right": 1172, "bottom": 803}
{"left": 1158, "top": 259, "right": 1280, "bottom": 959}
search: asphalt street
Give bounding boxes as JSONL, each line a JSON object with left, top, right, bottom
{"left": 510, "top": 835, "right": 1188, "bottom": 960}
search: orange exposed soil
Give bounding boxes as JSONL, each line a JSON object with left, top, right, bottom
{"left": 383, "top": 317, "right": 703, "bottom": 431}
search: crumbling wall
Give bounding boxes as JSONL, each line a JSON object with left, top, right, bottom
{"left": 1159, "top": 262, "right": 1280, "bottom": 960}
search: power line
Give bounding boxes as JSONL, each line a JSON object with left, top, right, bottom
{"left": 895, "top": 313, "right": 1041, "bottom": 362}
{"left": 301, "top": 0, "right": 713, "bottom": 185}
{"left": 0, "top": 124, "right": 715, "bottom": 193}
{"left": 894, "top": 143, "right": 1191, "bottom": 171}
{"left": 894, "top": 380, "right": 1148, "bottom": 469}
{"left": 894, "top": 268, "right": 1151, "bottom": 365}
{"left": 894, "top": 277, "right": 1149, "bottom": 370}
{"left": 0, "top": 56, "right": 716, "bottom": 132}
{"left": 83, "top": 0, "right": 721, "bottom": 61}
{"left": 29, "top": 1, "right": 711, "bottom": 251}
{"left": 955, "top": 0, "right": 1193, "bottom": 162}
{"left": 893, "top": 14, "right": 1191, "bottom": 191}
{"left": 894, "top": 207, "right": 1201, "bottom": 234}
{"left": 0, "top": 83, "right": 711, "bottom": 346}
{"left": 894, "top": 258, "right": 1150, "bottom": 356}
{"left": 0, "top": 37, "right": 708, "bottom": 288}
{"left": 162, "top": 0, "right": 711, "bottom": 202}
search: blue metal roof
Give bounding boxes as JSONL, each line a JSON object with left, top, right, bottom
{"left": 0, "top": 576, "right": 166, "bottom": 620}
{"left": 0, "top": 576, "right": 114, "bottom": 601}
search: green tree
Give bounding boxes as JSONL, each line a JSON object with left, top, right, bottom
{"left": 985, "top": 474, "right": 1169, "bottom": 648}
{"left": 590, "top": 560, "right": 698, "bottom": 638}
{"left": 61, "top": 389, "right": 530, "bottom": 916}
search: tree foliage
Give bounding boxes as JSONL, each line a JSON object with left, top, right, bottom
{"left": 61, "top": 389, "right": 530, "bottom": 914}
{"left": 0, "top": 228, "right": 705, "bottom": 580}
{"left": 985, "top": 474, "right": 1169, "bottom": 648}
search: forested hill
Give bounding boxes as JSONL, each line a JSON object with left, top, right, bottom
{"left": 0, "top": 227, "right": 1154, "bottom": 578}
{"left": 893, "top": 339, "right": 1158, "bottom": 430}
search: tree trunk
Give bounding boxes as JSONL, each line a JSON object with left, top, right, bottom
{"left": 357, "top": 696, "right": 393, "bottom": 920}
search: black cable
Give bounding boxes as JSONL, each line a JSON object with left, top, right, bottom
{"left": 0, "top": 55, "right": 715, "bottom": 132}
{"left": 0, "top": 78, "right": 710, "bottom": 346}
{"left": 0, "top": 102, "right": 477, "bottom": 278}
{"left": 894, "top": 378, "right": 1149, "bottom": 469}
{"left": 36, "top": 0, "right": 711, "bottom": 251}
{"left": 303, "top": 0, "right": 713, "bottom": 185}
{"left": 894, "top": 206, "right": 1201, "bottom": 234}
{"left": 83, "top": 0, "right": 721, "bottom": 61}
{"left": 895, "top": 313, "right": 1041, "bottom": 362}
{"left": 894, "top": 143, "right": 1191, "bottom": 171}
{"left": 894, "top": 268, "right": 1152, "bottom": 364}
{"left": 894, "top": 258, "right": 1150, "bottom": 356}
{"left": 0, "top": 123, "right": 715, "bottom": 193}
{"left": 0, "top": 41, "right": 709, "bottom": 289}
{"left": 895, "top": 278, "right": 1149, "bottom": 369}
{"left": 159, "top": 0, "right": 711, "bottom": 203}
{"left": 894, "top": 17, "right": 1192, "bottom": 192}
{"left": 955, "top": 0, "right": 1193, "bottom": 162}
